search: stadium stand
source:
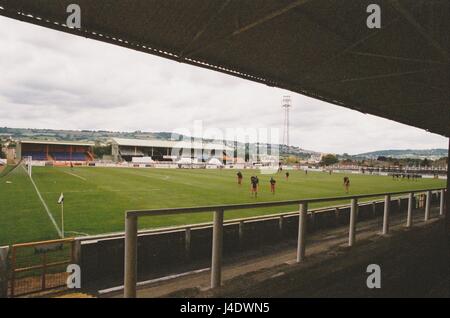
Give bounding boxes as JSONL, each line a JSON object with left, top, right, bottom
{"left": 110, "top": 137, "right": 233, "bottom": 163}
{"left": 17, "top": 140, "right": 94, "bottom": 162}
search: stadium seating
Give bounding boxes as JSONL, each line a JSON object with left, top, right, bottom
{"left": 51, "top": 152, "right": 87, "bottom": 161}
{"left": 70, "top": 153, "right": 87, "bottom": 161}
{"left": 22, "top": 152, "right": 47, "bottom": 161}
{"left": 22, "top": 151, "right": 87, "bottom": 161}
{"left": 51, "top": 153, "right": 68, "bottom": 161}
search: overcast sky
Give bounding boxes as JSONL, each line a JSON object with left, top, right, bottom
{"left": 0, "top": 16, "right": 447, "bottom": 155}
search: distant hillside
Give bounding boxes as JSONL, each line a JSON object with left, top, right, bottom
{"left": 0, "top": 126, "right": 177, "bottom": 142}
{"left": 0, "top": 127, "right": 320, "bottom": 158}
{"left": 355, "top": 149, "right": 448, "bottom": 160}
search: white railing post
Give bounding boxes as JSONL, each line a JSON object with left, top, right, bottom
{"left": 382, "top": 194, "right": 390, "bottom": 235}
{"left": 296, "top": 203, "right": 307, "bottom": 262}
{"left": 406, "top": 192, "right": 413, "bottom": 228}
{"left": 124, "top": 214, "right": 138, "bottom": 298}
{"left": 348, "top": 198, "right": 358, "bottom": 246}
{"left": 439, "top": 189, "right": 444, "bottom": 216}
{"left": 424, "top": 190, "right": 431, "bottom": 221}
{"left": 211, "top": 208, "right": 224, "bottom": 289}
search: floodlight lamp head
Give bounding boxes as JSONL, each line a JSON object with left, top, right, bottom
{"left": 282, "top": 95, "right": 291, "bottom": 108}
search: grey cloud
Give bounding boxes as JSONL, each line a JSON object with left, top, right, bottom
{"left": 0, "top": 16, "right": 447, "bottom": 154}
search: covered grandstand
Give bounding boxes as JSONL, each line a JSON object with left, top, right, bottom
{"left": 16, "top": 140, "right": 95, "bottom": 162}
{"left": 110, "top": 137, "right": 234, "bottom": 163}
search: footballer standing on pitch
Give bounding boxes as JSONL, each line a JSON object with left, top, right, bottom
{"left": 270, "top": 177, "right": 276, "bottom": 194}
{"left": 237, "top": 171, "right": 243, "bottom": 185}
{"left": 250, "top": 175, "right": 259, "bottom": 198}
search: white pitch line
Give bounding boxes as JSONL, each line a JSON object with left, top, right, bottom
{"left": 65, "top": 230, "right": 90, "bottom": 236}
{"left": 108, "top": 189, "right": 161, "bottom": 192}
{"left": 64, "top": 171, "right": 87, "bottom": 181}
{"left": 126, "top": 171, "right": 194, "bottom": 186}
{"left": 41, "top": 189, "right": 161, "bottom": 194}
{"left": 24, "top": 166, "right": 63, "bottom": 237}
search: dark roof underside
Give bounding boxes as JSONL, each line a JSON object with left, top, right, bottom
{"left": 0, "top": 0, "right": 448, "bottom": 136}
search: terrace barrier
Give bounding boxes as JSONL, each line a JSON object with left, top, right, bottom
{"left": 123, "top": 187, "right": 447, "bottom": 298}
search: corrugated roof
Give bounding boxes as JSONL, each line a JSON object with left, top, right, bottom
{"left": 111, "top": 137, "right": 174, "bottom": 148}
{"left": 20, "top": 140, "right": 94, "bottom": 147}
{"left": 110, "top": 137, "right": 233, "bottom": 151}
{"left": 1, "top": 1, "right": 448, "bottom": 136}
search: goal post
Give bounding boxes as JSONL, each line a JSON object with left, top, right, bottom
{"left": 25, "top": 156, "right": 32, "bottom": 177}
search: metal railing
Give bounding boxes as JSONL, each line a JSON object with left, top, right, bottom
{"left": 9, "top": 238, "right": 75, "bottom": 297}
{"left": 123, "top": 187, "right": 446, "bottom": 297}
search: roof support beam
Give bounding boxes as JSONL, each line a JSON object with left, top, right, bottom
{"left": 299, "top": 0, "right": 427, "bottom": 82}
{"left": 347, "top": 51, "right": 449, "bottom": 65}
{"left": 388, "top": 0, "right": 450, "bottom": 62}
{"left": 381, "top": 100, "right": 447, "bottom": 108}
{"left": 178, "top": 0, "right": 232, "bottom": 59}
{"left": 183, "top": 0, "right": 311, "bottom": 58}
{"left": 304, "top": 67, "right": 441, "bottom": 86}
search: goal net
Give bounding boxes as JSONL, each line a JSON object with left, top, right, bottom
{"left": 0, "top": 158, "right": 30, "bottom": 179}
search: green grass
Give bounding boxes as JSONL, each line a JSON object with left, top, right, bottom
{"left": 0, "top": 166, "right": 445, "bottom": 245}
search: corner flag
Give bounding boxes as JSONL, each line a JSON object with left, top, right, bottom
{"left": 58, "top": 193, "right": 64, "bottom": 204}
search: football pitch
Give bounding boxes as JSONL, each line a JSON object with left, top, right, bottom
{"left": 0, "top": 165, "right": 445, "bottom": 245}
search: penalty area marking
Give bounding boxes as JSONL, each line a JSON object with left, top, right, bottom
{"left": 23, "top": 166, "right": 63, "bottom": 238}
{"left": 64, "top": 171, "right": 87, "bottom": 181}
{"left": 126, "top": 170, "right": 194, "bottom": 186}
{"left": 65, "top": 230, "right": 90, "bottom": 236}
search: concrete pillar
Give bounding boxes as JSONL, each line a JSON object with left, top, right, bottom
{"left": 0, "top": 246, "right": 9, "bottom": 298}
{"left": 383, "top": 195, "right": 391, "bottom": 235}
{"left": 445, "top": 139, "right": 450, "bottom": 252}
{"left": 211, "top": 209, "right": 224, "bottom": 289}
{"left": 310, "top": 211, "right": 315, "bottom": 231}
{"left": 447, "top": 139, "right": 450, "bottom": 221}
{"left": 72, "top": 239, "right": 82, "bottom": 265}
{"left": 348, "top": 199, "right": 358, "bottom": 246}
{"left": 425, "top": 190, "right": 431, "bottom": 221}
{"left": 296, "top": 203, "right": 307, "bottom": 262}
{"left": 406, "top": 193, "right": 413, "bottom": 228}
{"left": 335, "top": 207, "right": 340, "bottom": 225}
{"left": 124, "top": 214, "right": 138, "bottom": 298}
{"left": 238, "top": 221, "right": 244, "bottom": 244}
{"left": 279, "top": 215, "right": 284, "bottom": 232}
{"left": 184, "top": 227, "right": 191, "bottom": 259}
{"left": 439, "top": 189, "right": 444, "bottom": 216}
